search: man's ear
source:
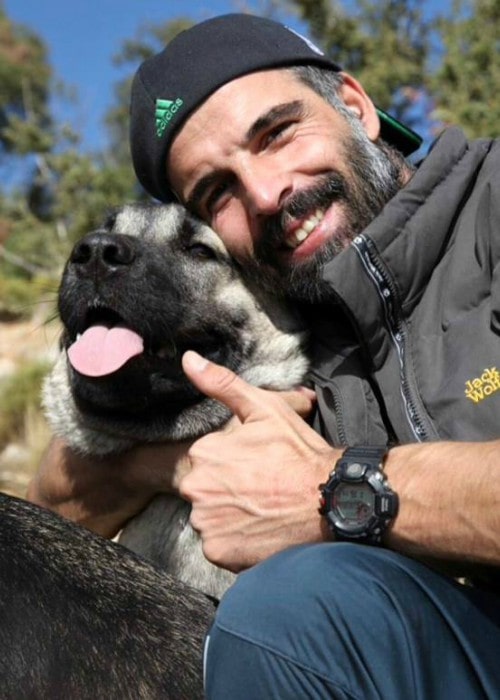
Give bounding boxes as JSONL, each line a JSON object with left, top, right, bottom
{"left": 338, "top": 72, "right": 380, "bottom": 142}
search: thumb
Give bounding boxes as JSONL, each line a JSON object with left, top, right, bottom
{"left": 182, "top": 350, "right": 261, "bottom": 422}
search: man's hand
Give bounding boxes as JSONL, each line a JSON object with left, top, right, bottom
{"left": 180, "top": 350, "right": 338, "bottom": 572}
{"left": 27, "top": 437, "right": 192, "bottom": 538}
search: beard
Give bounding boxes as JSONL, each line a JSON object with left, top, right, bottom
{"left": 241, "top": 129, "right": 412, "bottom": 303}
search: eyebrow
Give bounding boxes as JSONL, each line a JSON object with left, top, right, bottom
{"left": 245, "top": 100, "right": 306, "bottom": 142}
{"left": 185, "top": 100, "right": 306, "bottom": 213}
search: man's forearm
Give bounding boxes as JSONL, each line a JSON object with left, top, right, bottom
{"left": 27, "top": 438, "right": 150, "bottom": 537}
{"left": 385, "top": 440, "right": 500, "bottom": 567}
{"left": 27, "top": 437, "right": 192, "bottom": 538}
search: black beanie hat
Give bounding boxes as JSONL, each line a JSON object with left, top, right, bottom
{"left": 130, "top": 13, "right": 422, "bottom": 203}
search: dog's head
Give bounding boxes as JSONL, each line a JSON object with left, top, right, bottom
{"left": 43, "top": 203, "right": 308, "bottom": 454}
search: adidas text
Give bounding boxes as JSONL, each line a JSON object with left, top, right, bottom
{"left": 156, "top": 98, "right": 184, "bottom": 138}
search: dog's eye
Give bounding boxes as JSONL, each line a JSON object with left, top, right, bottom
{"left": 187, "top": 243, "right": 216, "bottom": 260}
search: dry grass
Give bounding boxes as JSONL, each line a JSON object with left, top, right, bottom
{"left": 0, "top": 313, "right": 59, "bottom": 498}
{"left": 0, "top": 405, "right": 51, "bottom": 497}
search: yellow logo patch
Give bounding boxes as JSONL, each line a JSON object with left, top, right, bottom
{"left": 464, "top": 367, "right": 500, "bottom": 403}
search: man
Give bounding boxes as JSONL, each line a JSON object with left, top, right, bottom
{"left": 30, "top": 14, "right": 500, "bottom": 698}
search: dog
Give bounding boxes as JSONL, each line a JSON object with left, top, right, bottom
{"left": 0, "top": 491, "right": 215, "bottom": 699}
{"left": 43, "top": 202, "right": 309, "bottom": 599}
{"left": 0, "top": 203, "right": 309, "bottom": 697}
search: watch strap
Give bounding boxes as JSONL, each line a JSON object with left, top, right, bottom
{"left": 338, "top": 445, "right": 387, "bottom": 465}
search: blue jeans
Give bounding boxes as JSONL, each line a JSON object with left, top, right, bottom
{"left": 204, "top": 544, "right": 500, "bottom": 699}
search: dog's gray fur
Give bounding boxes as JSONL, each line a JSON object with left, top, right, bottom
{"left": 43, "top": 202, "right": 309, "bottom": 598}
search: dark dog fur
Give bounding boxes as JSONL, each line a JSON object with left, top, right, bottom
{"left": 0, "top": 493, "right": 215, "bottom": 699}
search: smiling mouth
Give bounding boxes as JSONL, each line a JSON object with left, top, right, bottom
{"left": 283, "top": 208, "right": 325, "bottom": 250}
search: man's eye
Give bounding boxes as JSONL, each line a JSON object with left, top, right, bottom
{"left": 205, "top": 182, "right": 231, "bottom": 214}
{"left": 263, "top": 121, "right": 293, "bottom": 147}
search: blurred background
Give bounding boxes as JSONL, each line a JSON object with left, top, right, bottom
{"left": 0, "top": 0, "right": 497, "bottom": 496}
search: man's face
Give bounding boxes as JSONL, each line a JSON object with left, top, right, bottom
{"left": 168, "top": 69, "right": 409, "bottom": 300}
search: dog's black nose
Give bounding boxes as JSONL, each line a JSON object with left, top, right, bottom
{"left": 70, "top": 233, "right": 137, "bottom": 274}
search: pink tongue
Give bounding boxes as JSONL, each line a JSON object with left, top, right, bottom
{"left": 67, "top": 325, "right": 144, "bottom": 377}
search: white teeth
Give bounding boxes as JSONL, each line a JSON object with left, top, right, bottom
{"left": 284, "top": 209, "right": 325, "bottom": 249}
{"left": 76, "top": 333, "right": 82, "bottom": 340}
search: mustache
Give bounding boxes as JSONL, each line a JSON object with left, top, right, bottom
{"left": 257, "top": 172, "right": 349, "bottom": 253}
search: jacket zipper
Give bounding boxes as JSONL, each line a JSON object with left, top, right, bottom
{"left": 352, "top": 234, "right": 429, "bottom": 442}
{"left": 330, "top": 384, "right": 348, "bottom": 446}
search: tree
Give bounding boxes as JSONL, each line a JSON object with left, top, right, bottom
{"left": 430, "top": 0, "right": 500, "bottom": 138}
{"left": 0, "top": 5, "right": 139, "bottom": 318}
{"left": 287, "top": 0, "right": 432, "bottom": 132}
{"left": 0, "top": 1, "right": 51, "bottom": 158}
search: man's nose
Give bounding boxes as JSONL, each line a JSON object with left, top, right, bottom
{"left": 239, "top": 162, "right": 292, "bottom": 216}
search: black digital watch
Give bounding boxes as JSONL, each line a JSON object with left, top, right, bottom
{"left": 319, "top": 446, "right": 398, "bottom": 545}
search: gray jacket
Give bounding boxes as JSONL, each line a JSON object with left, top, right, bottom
{"left": 311, "top": 127, "right": 500, "bottom": 449}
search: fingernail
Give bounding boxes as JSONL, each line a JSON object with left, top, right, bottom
{"left": 183, "top": 350, "right": 209, "bottom": 372}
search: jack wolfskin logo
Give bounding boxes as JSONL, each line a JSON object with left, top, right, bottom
{"left": 464, "top": 367, "right": 500, "bottom": 403}
{"left": 155, "top": 98, "right": 184, "bottom": 137}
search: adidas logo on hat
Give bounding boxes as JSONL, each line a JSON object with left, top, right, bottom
{"left": 155, "top": 98, "right": 184, "bottom": 138}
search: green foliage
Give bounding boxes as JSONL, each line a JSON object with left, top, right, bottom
{"left": 0, "top": 6, "right": 51, "bottom": 155}
{"left": 0, "top": 146, "right": 138, "bottom": 314}
{"left": 430, "top": 0, "right": 500, "bottom": 138}
{"left": 42, "top": 149, "right": 138, "bottom": 243}
{"left": 0, "top": 3, "right": 142, "bottom": 324}
{"left": 0, "top": 359, "right": 50, "bottom": 447}
{"left": 0, "top": 275, "right": 55, "bottom": 319}
{"left": 288, "top": 0, "right": 431, "bottom": 125}
{"left": 2, "top": 113, "right": 53, "bottom": 154}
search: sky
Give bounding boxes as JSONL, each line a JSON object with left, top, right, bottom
{"left": 6, "top": 1, "right": 301, "bottom": 153}
{"left": 6, "top": 0, "right": 451, "bottom": 164}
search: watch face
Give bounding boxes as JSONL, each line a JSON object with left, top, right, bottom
{"left": 333, "top": 482, "right": 374, "bottom": 528}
